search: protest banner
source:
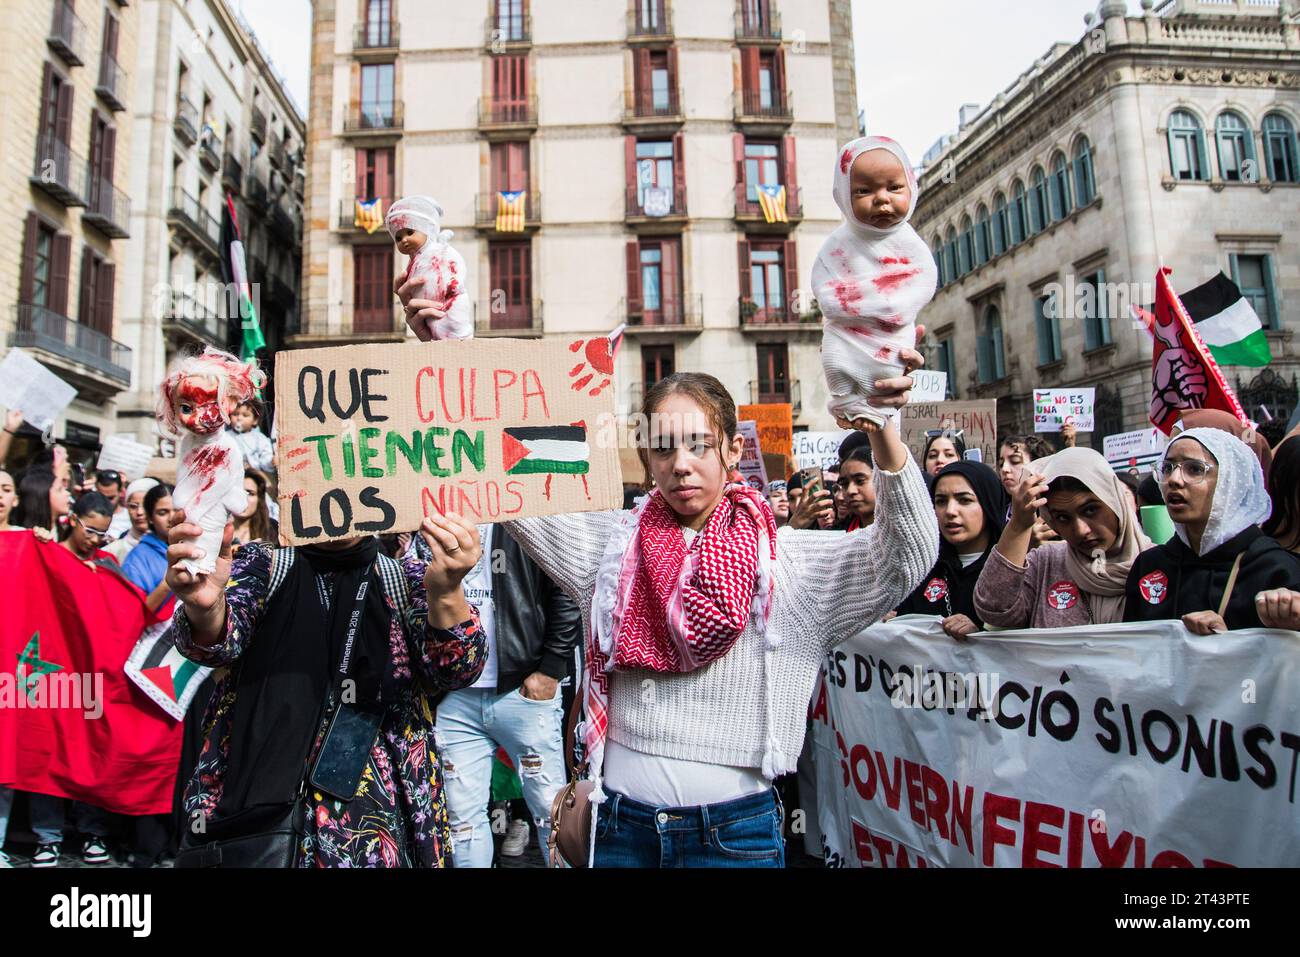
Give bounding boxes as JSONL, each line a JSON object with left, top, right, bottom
{"left": 0, "top": 348, "right": 77, "bottom": 432}
{"left": 909, "top": 371, "right": 948, "bottom": 404}
{"left": 793, "top": 430, "right": 854, "bottom": 470}
{"left": 738, "top": 402, "right": 794, "bottom": 477}
{"left": 810, "top": 616, "right": 1300, "bottom": 868}
{"left": 1103, "top": 428, "right": 1168, "bottom": 474}
{"left": 1034, "top": 388, "right": 1096, "bottom": 433}
{"left": 736, "top": 421, "right": 768, "bottom": 491}
{"left": 96, "top": 434, "right": 157, "bottom": 482}
{"left": 899, "top": 400, "right": 998, "bottom": 467}
{"left": 274, "top": 337, "right": 622, "bottom": 544}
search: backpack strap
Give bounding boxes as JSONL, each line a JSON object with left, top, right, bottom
{"left": 1216, "top": 553, "right": 1245, "bottom": 620}
{"left": 267, "top": 545, "right": 296, "bottom": 600}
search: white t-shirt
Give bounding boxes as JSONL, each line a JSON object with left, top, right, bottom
{"left": 958, "top": 551, "right": 983, "bottom": 568}
{"left": 464, "top": 524, "right": 497, "bottom": 689}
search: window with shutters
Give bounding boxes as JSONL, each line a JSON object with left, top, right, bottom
{"left": 1263, "top": 114, "right": 1298, "bottom": 184}
{"left": 635, "top": 0, "right": 667, "bottom": 35}
{"left": 749, "top": 243, "right": 783, "bottom": 317}
{"left": 352, "top": 246, "right": 394, "bottom": 333}
{"left": 1230, "top": 254, "right": 1278, "bottom": 330}
{"left": 491, "top": 55, "right": 528, "bottom": 120}
{"left": 21, "top": 215, "right": 72, "bottom": 318}
{"left": 490, "top": 141, "right": 529, "bottom": 194}
{"left": 739, "top": 47, "right": 787, "bottom": 117}
{"left": 744, "top": 141, "right": 780, "bottom": 201}
{"left": 493, "top": 0, "right": 526, "bottom": 41}
{"left": 356, "top": 147, "right": 394, "bottom": 203}
{"left": 630, "top": 47, "right": 677, "bottom": 117}
{"left": 365, "top": 0, "right": 393, "bottom": 46}
{"left": 628, "top": 237, "right": 681, "bottom": 324}
{"left": 977, "top": 305, "right": 1006, "bottom": 384}
{"left": 361, "top": 63, "right": 395, "bottom": 126}
{"left": 756, "top": 343, "right": 790, "bottom": 403}
{"left": 1168, "top": 110, "right": 1208, "bottom": 182}
{"left": 31, "top": 224, "right": 55, "bottom": 308}
{"left": 1079, "top": 269, "right": 1113, "bottom": 351}
{"left": 488, "top": 241, "right": 533, "bottom": 329}
{"left": 78, "top": 247, "right": 115, "bottom": 336}
{"left": 37, "top": 62, "right": 75, "bottom": 176}
{"left": 1036, "top": 294, "right": 1063, "bottom": 366}
{"left": 642, "top": 344, "right": 674, "bottom": 389}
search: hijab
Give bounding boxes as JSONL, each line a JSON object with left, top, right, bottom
{"left": 932, "top": 461, "right": 1008, "bottom": 562}
{"left": 1032, "top": 447, "right": 1152, "bottom": 622}
{"left": 831, "top": 136, "right": 922, "bottom": 240}
{"left": 1176, "top": 410, "right": 1273, "bottom": 485}
{"left": 1161, "top": 427, "right": 1272, "bottom": 557}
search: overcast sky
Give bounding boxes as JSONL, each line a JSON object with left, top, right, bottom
{"left": 239, "top": 0, "right": 1143, "bottom": 151}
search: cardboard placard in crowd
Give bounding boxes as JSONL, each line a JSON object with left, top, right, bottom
{"left": 273, "top": 337, "right": 622, "bottom": 545}
{"left": 736, "top": 421, "right": 768, "bottom": 491}
{"left": 737, "top": 402, "right": 793, "bottom": 478}
{"left": 900, "top": 400, "right": 998, "bottom": 467}
{"left": 1103, "top": 427, "right": 1168, "bottom": 474}
{"left": 0, "top": 347, "right": 77, "bottom": 432}
{"left": 908, "top": 370, "right": 948, "bottom": 404}
{"left": 1033, "top": 387, "right": 1095, "bottom": 433}
{"left": 793, "top": 430, "right": 855, "bottom": 470}
{"left": 96, "top": 434, "right": 156, "bottom": 482}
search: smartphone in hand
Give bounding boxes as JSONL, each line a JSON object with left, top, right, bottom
{"left": 800, "top": 466, "right": 825, "bottom": 499}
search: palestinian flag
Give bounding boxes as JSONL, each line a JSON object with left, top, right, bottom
{"left": 1180, "top": 272, "right": 1270, "bottom": 368}
{"left": 222, "top": 192, "right": 266, "bottom": 360}
{"left": 124, "top": 620, "right": 213, "bottom": 722}
{"left": 502, "top": 425, "right": 591, "bottom": 475}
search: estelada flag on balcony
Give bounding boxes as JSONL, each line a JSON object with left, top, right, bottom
{"left": 757, "top": 184, "right": 789, "bottom": 224}
{"left": 1133, "top": 267, "right": 1249, "bottom": 436}
{"left": 222, "top": 193, "right": 266, "bottom": 360}
{"left": 355, "top": 197, "right": 385, "bottom": 234}
{"left": 0, "top": 532, "right": 183, "bottom": 815}
{"left": 496, "top": 190, "right": 527, "bottom": 232}
{"left": 501, "top": 424, "right": 591, "bottom": 475}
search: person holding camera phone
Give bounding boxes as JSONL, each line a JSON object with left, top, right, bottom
{"left": 162, "top": 510, "right": 487, "bottom": 868}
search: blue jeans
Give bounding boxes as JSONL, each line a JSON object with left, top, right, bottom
{"left": 28, "top": 794, "right": 111, "bottom": 844}
{"left": 435, "top": 686, "right": 566, "bottom": 868}
{"left": 593, "top": 787, "right": 785, "bottom": 868}
{"left": 0, "top": 787, "right": 11, "bottom": 848}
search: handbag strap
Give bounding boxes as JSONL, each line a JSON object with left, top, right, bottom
{"left": 1217, "top": 553, "right": 1245, "bottom": 620}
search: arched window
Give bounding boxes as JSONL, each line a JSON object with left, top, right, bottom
{"left": 975, "top": 205, "right": 991, "bottom": 266}
{"left": 959, "top": 216, "right": 975, "bottom": 275}
{"left": 933, "top": 236, "right": 946, "bottom": 287}
{"left": 1010, "top": 180, "right": 1027, "bottom": 245}
{"left": 1029, "top": 167, "right": 1048, "bottom": 233}
{"left": 977, "top": 305, "right": 1006, "bottom": 384}
{"left": 943, "top": 226, "right": 958, "bottom": 282}
{"left": 1263, "top": 113, "right": 1298, "bottom": 183}
{"left": 991, "top": 192, "right": 1008, "bottom": 256}
{"left": 1072, "top": 137, "right": 1096, "bottom": 205}
{"left": 1168, "top": 110, "right": 1208, "bottom": 181}
{"left": 1049, "top": 152, "right": 1072, "bottom": 221}
{"left": 1215, "top": 112, "right": 1256, "bottom": 182}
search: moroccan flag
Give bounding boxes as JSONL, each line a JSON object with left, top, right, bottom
{"left": 221, "top": 192, "right": 266, "bottom": 360}
{"left": 496, "top": 190, "right": 527, "bottom": 232}
{"left": 502, "top": 425, "right": 591, "bottom": 475}
{"left": 354, "top": 197, "right": 385, "bottom": 234}
{"left": 0, "top": 533, "right": 183, "bottom": 815}
{"left": 1134, "top": 268, "right": 1248, "bottom": 436}
{"left": 1179, "top": 272, "right": 1271, "bottom": 368}
{"left": 757, "top": 184, "right": 789, "bottom": 224}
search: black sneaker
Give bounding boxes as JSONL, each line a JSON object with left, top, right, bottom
{"left": 81, "top": 837, "right": 111, "bottom": 865}
{"left": 32, "top": 843, "right": 61, "bottom": 868}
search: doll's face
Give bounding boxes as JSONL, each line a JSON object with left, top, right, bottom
{"left": 851, "top": 149, "right": 912, "bottom": 229}
{"left": 176, "top": 375, "right": 227, "bottom": 435}
{"left": 395, "top": 227, "right": 428, "bottom": 256}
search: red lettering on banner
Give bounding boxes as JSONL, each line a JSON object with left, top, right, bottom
{"left": 950, "top": 782, "right": 974, "bottom": 854}
{"left": 810, "top": 681, "right": 829, "bottom": 724}
{"left": 440, "top": 368, "right": 467, "bottom": 424}
{"left": 492, "top": 369, "right": 518, "bottom": 421}
{"left": 521, "top": 369, "right": 550, "bottom": 420}
{"left": 875, "top": 752, "right": 904, "bottom": 811}
{"left": 869, "top": 832, "right": 895, "bottom": 867}
{"left": 1090, "top": 822, "right": 1134, "bottom": 867}
{"left": 849, "top": 744, "right": 876, "bottom": 801}
{"left": 1153, "top": 850, "right": 1193, "bottom": 868}
{"left": 420, "top": 485, "right": 447, "bottom": 516}
{"left": 1067, "top": 811, "right": 1085, "bottom": 867}
{"left": 852, "top": 819, "right": 874, "bottom": 865}
{"left": 903, "top": 760, "right": 926, "bottom": 827}
{"left": 981, "top": 792, "right": 1021, "bottom": 866}
{"left": 920, "top": 765, "right": 950, "bottom": 842}
{"left": 415, "top": 367, "right": 436, "bottom": 423}
{"left": 504, "top": 480, "right": 526, "bottom": 515}
{"left": 1022, "top": 801, "right": 1065, "bottom": 868}
{"left": 470, "top": 370, "right": 493, "bottom": 422}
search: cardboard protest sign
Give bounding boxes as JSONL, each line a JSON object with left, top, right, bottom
{"left": 908, "top": 371, "right": 948, "bottom": 404}
{"left": 738, "top": 403, "right": 793, "bottom": 477}
{"left": 1033, "top": 388, "right": 1095, "bottom": 433}
{"left": 1103, "top": 427, "right": 1168, "bottom": 474}
{"left": 0, "top": 348, "right": 77, "bottom": 432}
{"left": 793, "top": 430, "right": 854, "bottom": 470}
{"left": 736, "top": 421, "right": 768, "bottom": 491}
{"left": 96, "top": 435, "right": 156, "bottom": 482}
{"left": 900, "top": 400, "right": 998, "bottom": 469}
{"left": 273, "top": 338, "right": 622, "bottom": 544}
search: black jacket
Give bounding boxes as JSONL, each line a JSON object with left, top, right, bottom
{"left": 1123, "top": 526, "right": 1300, "bottom": 630}
{"left": 895, "top": 552, "right": 990, "bottom": 624}
{"left": 414, "top": 527, "right": 582, "bottom": 696}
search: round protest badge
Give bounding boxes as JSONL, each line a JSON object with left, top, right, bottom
{"left": 922, "top": 577, "right": 949, "bottom": 605}
{"left": 1045, "top": 580, "right": 1080, "bottom": 612}
{"left": 1139, "top": 570, "right": 1169, "bottom": 606}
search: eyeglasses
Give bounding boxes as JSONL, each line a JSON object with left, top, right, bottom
{"left": 73, "top": 514, "right": 115, "bottom": 543}
{"left": 1159, "top": 459, "right": 1216, "bottom": 484}
{"left": 925, "top": 429, "right": 964, "bottom": 440}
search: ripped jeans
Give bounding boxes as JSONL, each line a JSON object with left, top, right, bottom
{"left": 435, "top": 686, "right": 565, "bottom": 867}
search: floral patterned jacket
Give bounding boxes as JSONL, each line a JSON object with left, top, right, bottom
{"left": 171, "top": 543, "right": 485, "bottom": 868}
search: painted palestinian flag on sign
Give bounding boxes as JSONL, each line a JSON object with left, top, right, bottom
{"left": 502, "top": 425, "right": 591, "bottom": 475}
{"left": 124, "top": 620, "right": 213, "bottom": 722}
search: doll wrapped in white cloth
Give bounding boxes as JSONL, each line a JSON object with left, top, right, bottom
{"left": 812, "top": 137, "right": 938, "bottom": 430}
{"left": 387, "top": 195, "right": 474, "bottom": 341}
{"left": 157, "top": 348, "right": 266, "bottom": 575}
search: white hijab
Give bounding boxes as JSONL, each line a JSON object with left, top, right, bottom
{"left": 1162, "top": 426, "right": 1272, "bottom": 557}
{"left": 831, "top": 136, "right": 922, "bottom": 240}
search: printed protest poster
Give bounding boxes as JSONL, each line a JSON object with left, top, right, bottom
{"left": 1103, "top": 428, "right": 1168, "bottom": 474}
{"left": 793, "top": 430, "right": 854, "bottom": 470}
{"left": 0, "top": 348, "right": 77, "bottom": 432}
{"left": 810, "top": 617, "right": 1300, "bottom": 868}
{"left": 908, "top": 371, "right": 948, "bottom": 404}
{"left": 1034, "top": 388, "right": 1095, "bottom": 433}
{"left": 738, "top": 403, "right": 794, "bottom": 477}
{"left": 900, "top": 400, "right": 998, "bottom": 467}
{"left": 736, "top": 421, "right": 768, "bottom": 491}
{"left": 274, "top": 337, "right": 623, "bottom": 545}
{"left": 96, "top": 435, "right": 156, "bottom": 482}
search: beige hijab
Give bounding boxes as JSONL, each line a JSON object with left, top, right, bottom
{"left": 1031, "top": 447, "right": 1153, "bottom": 623}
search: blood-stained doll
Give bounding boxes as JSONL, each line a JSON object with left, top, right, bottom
{"left": 387, "top": 195, "right": 474, "bottom": 341}
{"left": 157, "top": 348, "right": 266, "bottom": 575}
{"left": 812, "top": 137, "right": 938, "bottom": 430}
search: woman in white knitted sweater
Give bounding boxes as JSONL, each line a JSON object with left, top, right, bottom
{"left": 503, "top": 371, "right": 938, "bottom": 868}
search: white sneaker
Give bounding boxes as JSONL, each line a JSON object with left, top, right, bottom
{"left": 32, "top": 843, "right": 61, "bottom": 868}
{"left": 0, "top": 850, "right": 12, "bottom": 869}
{"left": 500, "top": 819, "right": 530, "bottom": 857}
{"left": 81, "top": 837, "right": 111, "bottom": 865}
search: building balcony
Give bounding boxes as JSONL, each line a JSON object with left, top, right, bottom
{"left": 337, "top": 195, "right": 393, "bottom": 236}
{"left": 343, "top": 102, "right": 404, "bottom": 136}
{"left": 47, "top": 0, "right": 86, "bottom": 67}
{"left": 621, "top": 294, "right": 704, "bottom": 335}
{"left": 167, "top": 187, "right": 221, "bottom": 261}
{"left": 474, "top": 190, "right": 542, "bottom": 233}
{"left": 267, "top": 274, "right": 297, "bottom": 309}
{"left": 735, "top": 6, "right": 782, "bottom": 44}
{"left": 485, "top": 13, "right": 531, "bottom": 48}
{"left": 734, "top": 184, "right": 803, "bottom": 231}
{"left": 95, "top": 52, "right": 127, "bottom": 112}
{"left": 304, "top": 303, "right": 407, "bottom": 342}
{"left": 353, "top": 18, "right": 399, "bottom": 54}
{"left": 625, "top": 184, "right": 687, "bottom": 231}
{"left": 475, "top": 300, "right": 543, "bottom": 338}
{"left": 627, "top": 6, "right": 673, "bottom": 41}
{"left": 738, "top": 297, "right": 821, "bottom": 332}
{"left": 198, "top": 129, "right": 222, "bottom": 174}
{"left": 222, "top": 151, "right": 243, "bottom": 194}
{"left": 269, "top": 203, "right": 295, "bottom": 243}
{"left": 246, "top": 170, "right": 269, "bottom": 213}
{"left": 10, "top": 303, "right": 131, "bottom": 390}
{"left": 30, "top": 134, "right": 88, "bottom": 207}
{"left": 162, "top": 292, "right": 227, "bottom": 350}
{"left": 734, "top": 88, "right": 793, "bottom": 129}
{"left": 174, "top": 97, "right": 198, "bottom": 145}
{"left": 83, "top": 173, "right": 131, "bottom": 239}
{"left": 477, "top": 96, "right": 538, "bottom": 138}
{"left": 267, "top": 133, "right": 285, "bottom": 170}
{"left": 623, "top": 88, "right": 684, "bottom": 131}
{"left": 748, "top": 378, "right": 802, "bottom": 413}
{"left": 251, "top": 106, "right": 266, "bottom": 143}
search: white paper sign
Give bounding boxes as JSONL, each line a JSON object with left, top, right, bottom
{"left": 736, "top": 421, "right": 768, "bottom": 491}
{"left": 0, "top": 348, "right": 77, "bottom": 432}
{"left": 793, "top": 430, "right": 854, "bottom": 470}
{"left": 908, "top": 370, "right": 948, "bottom": 405}
{"left": 96, "top": 434, "right": 157, "bottom": 482}
{"left": 1033, "top": 388, "right": 1095, "bottom": 433}
{"left": 1103, "top": 428, "right": 1168, "bottom": 472}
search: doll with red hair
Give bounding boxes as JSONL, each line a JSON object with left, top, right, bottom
{"left": 157, "top": 347, "right": 266, "bottom": 574}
